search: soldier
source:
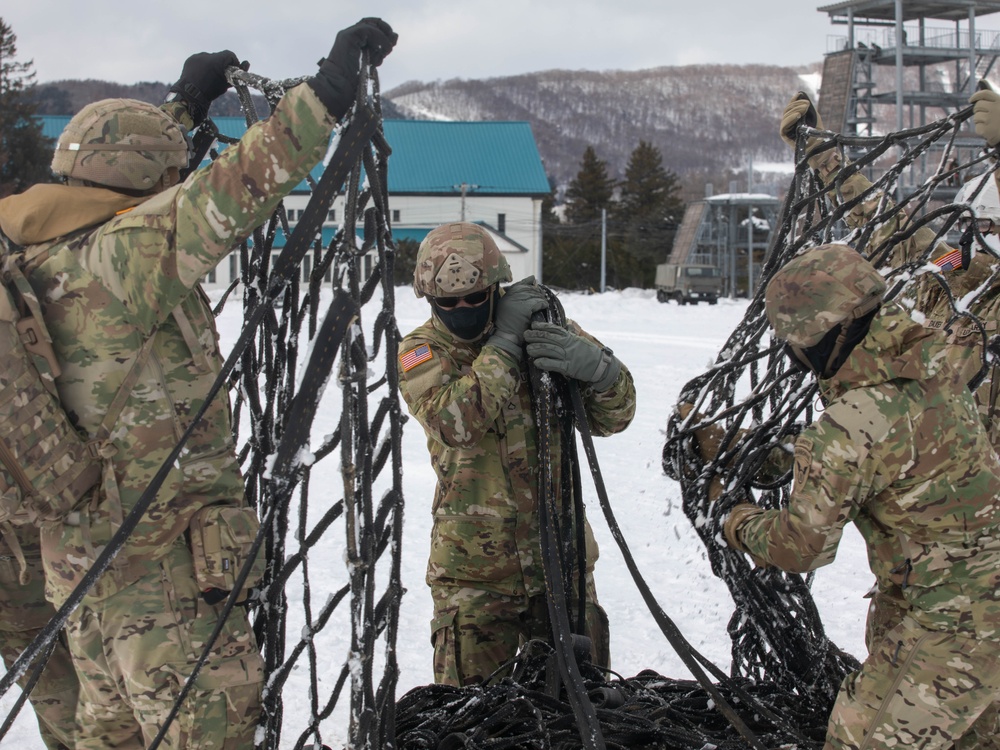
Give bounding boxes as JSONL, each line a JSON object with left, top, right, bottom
{"left": 723, "top": 244, "right": 1000, "bottom": 750}
{"left": 0, "top": 526, "right": 77, "bottom": 749}
{"left": 398, "top": 222, "right": 636, "bottom": 686}
{"left": 780, "top": 90, "right": 1000, "bottom": 750}
{"left": 0, "top": 18, "right": 395, "bottom": 749}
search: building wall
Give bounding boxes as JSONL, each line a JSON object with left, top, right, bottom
{"left": 201, "top": 193, "right": 541, "bottom": 288}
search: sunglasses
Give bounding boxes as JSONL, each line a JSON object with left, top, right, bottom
{"left": 432, "top": 288, "right": 492, "bottom": 309}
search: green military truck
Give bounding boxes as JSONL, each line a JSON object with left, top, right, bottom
{"left": 654, "top": 263, "right": 722, "bottom": 305}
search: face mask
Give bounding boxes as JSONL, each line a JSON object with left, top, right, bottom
{"left": 433, "top": 289, "right": 497, "bottom": 342}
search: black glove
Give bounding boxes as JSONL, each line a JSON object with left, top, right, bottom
{"left": 488, "top": 277, "right": 548, "bottom": 357}
{"left": 167, "top": 50, "right": 247, "bottom": 126}
{"left": 308, "top": 18, "right": 398, "bottom": 120}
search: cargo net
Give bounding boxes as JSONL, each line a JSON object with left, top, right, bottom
{"left": 658, "top": 103, "right": 1000, "bottom": 743}
{"left": 0, "top": 64, "right": 406, "bottom": 750}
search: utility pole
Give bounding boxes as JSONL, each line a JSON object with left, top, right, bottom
{"left": 600, "top": 208, "right": 607, "bottom": 293}
{"left": 454, "top": 182, "right": 479, "bottom": 222}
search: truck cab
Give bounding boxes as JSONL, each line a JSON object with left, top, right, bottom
{"left": 655, "top": 263, "right": 721, "bottom": 305}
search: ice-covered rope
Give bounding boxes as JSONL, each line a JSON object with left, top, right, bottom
{"left": 663, "top": 101, "right": 1000, "bottom": 717}
{"left": 224, "top": 63, "right": 406, "bottom": 749}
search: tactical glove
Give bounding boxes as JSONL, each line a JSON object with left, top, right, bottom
{"left": 488, "top": 277, "right": 548, "bottom": 357}
{"left": 722, "top": 503, "right": 766, "bottom": 560}
{"left": 167, "top": 50, "right": 247, "bottom": 126}
{"left": 779, "top": 93, "right": 836, "bottom": 171}
{"left": 971, "top": 84, "right": 1000, "bottom": 147}
{"left": 524, "top": 321, "right": 621, "bottom": 391}
{"left": 308, "top": 18, "right": 398, "bottom": 120}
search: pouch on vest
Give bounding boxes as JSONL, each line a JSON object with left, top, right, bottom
{"left": 0, "top": 253, "right": 100, "bottom": 525}
{"left": 188, "top": 505, "right": 266, "bottom": 605}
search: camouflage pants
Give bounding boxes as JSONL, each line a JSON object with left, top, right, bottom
{"left": 828, "top": 609, "right": 1000, "bottom": 750}
{"left": 867, "top": 589, "right": 1000, "bottom": 750}
{"left": 0, "top": 527, "right": 78, "bottom": 750}
{"left": 430, "top": 578, "right": 610, "bottom": 687}
{"left": 66, "top": 539, "right": 264, "bottom": 750}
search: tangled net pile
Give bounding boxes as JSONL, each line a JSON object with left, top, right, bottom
{"left": 4, "top": 61, "right": 1000, "bottom": 749}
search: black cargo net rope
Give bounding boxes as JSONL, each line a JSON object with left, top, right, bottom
{"left": 0, "top": 62, "right": 406, "bottom": 750}
{"left": 3, "top": 76, "right": 998, "bottom": 750}
{"left": 662, "top": 103, "right": 1000, "bottom": 736}
{"left": 395, "top": 104, "right": 1000, "bottom": 750}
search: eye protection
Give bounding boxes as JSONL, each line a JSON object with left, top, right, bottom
{"left": 432, "top": 288, "right": 492, "bottom": 309}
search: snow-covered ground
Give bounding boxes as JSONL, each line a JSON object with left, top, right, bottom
{"left": 1, "top": 288, "right": 872, "bottom": 748}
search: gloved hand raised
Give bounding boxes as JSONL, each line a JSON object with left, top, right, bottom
{"left": 778, "top": 92, "right": 835, "bottom": 171}
{"left": 524, "top": 321, "right": 620, "bottom": 391}
{"left": 309, "top": 18, "right": 398, "bottom": 120}
{"left": 779, "top": 92, "right": 821, "bottom": 148}
{"left": 168, "top": 51, "right": 247, "bottom": 126}
{"left": 488, "top": 277, "right": 548, "bottom": 357}
{"left": 971, "top": 82, "right": 1000, "bottom": 147}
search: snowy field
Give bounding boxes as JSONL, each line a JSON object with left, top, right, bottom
{"left": 1, "top": 287, "right": 872, "bottom": 748}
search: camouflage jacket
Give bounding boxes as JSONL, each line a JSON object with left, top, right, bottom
{"left": 813, "top": 155, "right": 1000, "bottom": 450}
{"left": 399, "top": 314, "right": 636, "bottom": 597}
{"left": 0, "top": 84, "right": 336, "bottom": 605}
{"left": 739, "top": 305, "right": 1000, "bottom": 638}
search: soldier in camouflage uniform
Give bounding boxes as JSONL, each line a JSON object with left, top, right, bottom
{"left": 398, "top": 222, "right": 636, "bottom": 686}
{"left": 0, "top": 19, "right": 395, "bottom": 749}
{"left": 781, "top": 92, "right": 1000, "bottom": 749}
{"left": 723, "top": 244, "right": 1000, "bottom": 750}
{"left": 0, "top": 525, "right": 77, "bottom": 749}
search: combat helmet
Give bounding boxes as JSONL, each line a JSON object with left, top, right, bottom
{"left": 413, "top": 222, "right": 512, "bottom": 299}
{"left": 51, "top": 99, "right": 189, "bottom": 192}
{"left": 766, "top": 244, "right": 886, "bottom": 378}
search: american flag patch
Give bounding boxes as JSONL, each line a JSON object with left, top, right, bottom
{"left": 933, "top": 247, "right": 962, "bottom": 272}
{"left": 400, "top": 344, "right": 433, "bottom": 372}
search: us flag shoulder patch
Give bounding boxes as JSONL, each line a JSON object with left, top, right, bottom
{"left": 400, "top": 343, "right": 433, "bottom": 372}
{"left": 933, "top": 247, "right": 962, "bottom": 272}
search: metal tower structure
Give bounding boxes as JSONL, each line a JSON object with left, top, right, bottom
{"left": 817, "top": 0, "right": 1000, "bottom": 196}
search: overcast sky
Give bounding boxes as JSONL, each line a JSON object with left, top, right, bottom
{"left": 4, "top": 1, "right": 850, "bottom": 93}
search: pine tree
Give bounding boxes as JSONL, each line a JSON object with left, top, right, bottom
{"left": 0, "top": 18, "right": 52, "bottom": 198}
{"left": 563, "top": 146, "right": 614, "bottom": 225}
{"left": 613, "top": 140, "right": 684, "bottom": 287}
{"left": 544, "top": 147, "right": 616, "bottom": 290}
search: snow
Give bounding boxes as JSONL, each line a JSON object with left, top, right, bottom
{"left": 1, "top": 287, "right": 872, "bottom": 748}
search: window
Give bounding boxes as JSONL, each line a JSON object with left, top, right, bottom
{"left": 287, "top": 209, "right": 298, "bottom": 222}
{"left": 497, "top": 213, "right": 506, "bottom": 233}
{"left": 392, "top": 209, "right": 400, "bottom": 222}
{"left": 229, "top": 253, "right": 239, "bottom": 283}
{"left": 327, "top": 209, "right": 336, "bottom": 223}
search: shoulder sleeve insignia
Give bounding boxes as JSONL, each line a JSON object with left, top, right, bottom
{"left": 793, "top": 436, "right": 814, "bottom": 488}
{"left": 400, "top": 343, "right": 433, "bottom": 372}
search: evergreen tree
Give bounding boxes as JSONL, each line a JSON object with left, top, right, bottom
{"left": 613, "top": 140, "right": 685, "bottom": 288}
{"left": 563, "top": 145, "right": 614, "bottom": 225}
{"left": 0, "top": 18, "right": 52, "bottom": 198}
{"left": 546, "top": 147, "right": 616, "bottom": 290}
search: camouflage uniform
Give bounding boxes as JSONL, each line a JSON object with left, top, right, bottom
{"left": 785, "top": 109, "right": 1000, "bottom": 748}
{"left": 0, "top": 83, "right": 337, "bottom": 748}
{"left": 732, "top": 289, "right": 1000, "bottom": 750}
{"left": 0, "top": 524, "right": 77, "bottom": 750}
{"left": 399, "top": 312, "right": 635, "bottom": 686}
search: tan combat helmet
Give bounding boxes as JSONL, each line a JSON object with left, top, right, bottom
{"left": 51, "top": 99, "right": 189, "bottom": 192}
{"left": 765, "top": 243, "right": 886, "bottom": 348}
{"left": 413, "top": 222, "right": 512, "bottom": 299}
